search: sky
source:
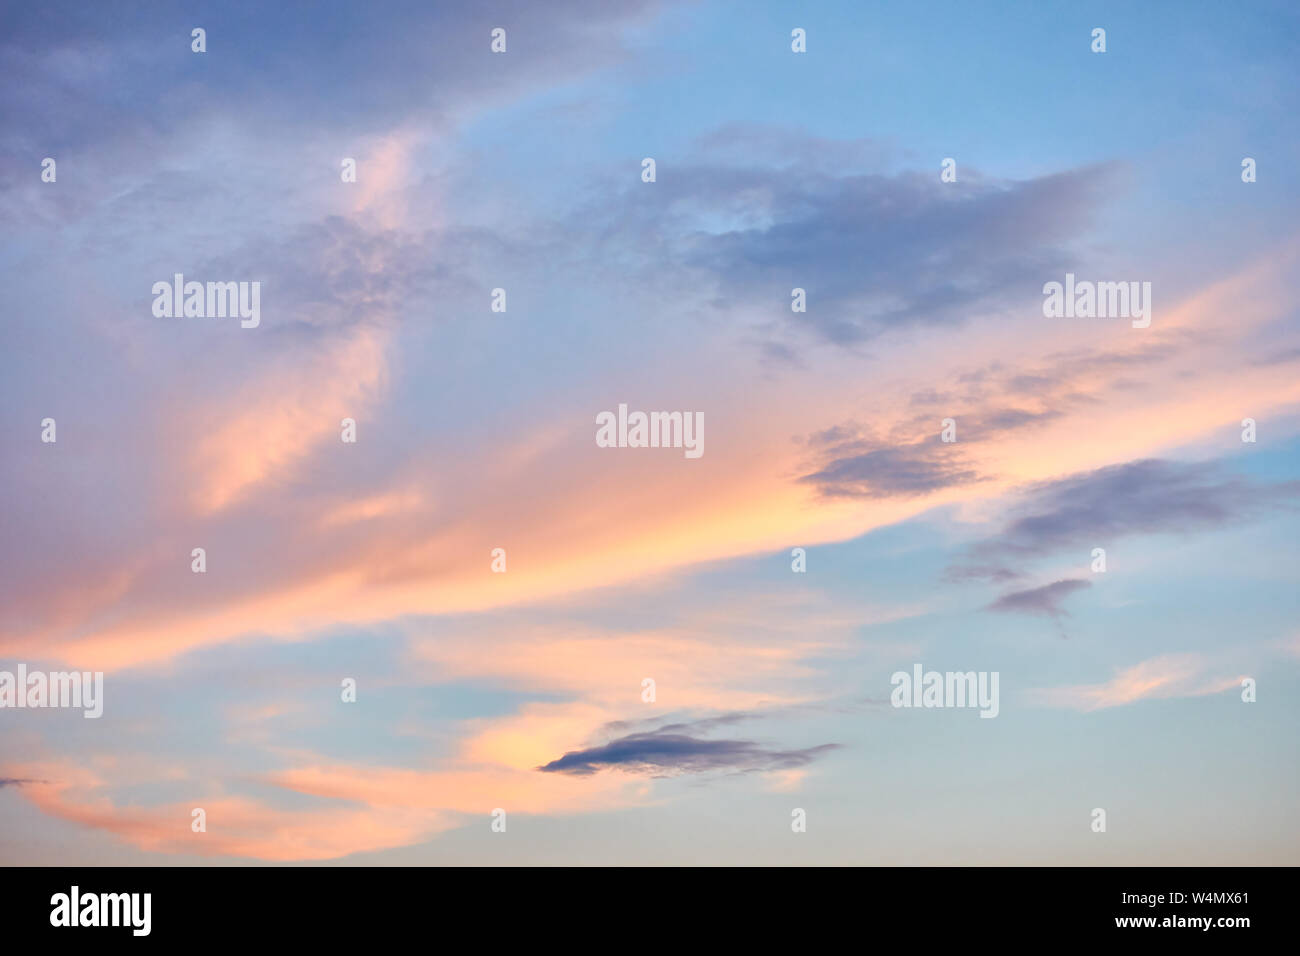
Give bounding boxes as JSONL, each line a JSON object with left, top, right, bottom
{"left": 1, "top": 0, "right": 1298, "bottom": 865}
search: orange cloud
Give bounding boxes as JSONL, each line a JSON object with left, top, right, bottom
{"left": 14, "top": 771, "right": 448, "bottom": 861}
{"left": 4, "top": 246, "right": 1298, "bottom": 674}
{"left": 188, "top": 327, "right": 389, "bottom": 514}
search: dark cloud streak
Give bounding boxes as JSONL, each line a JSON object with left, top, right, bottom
{"left": 986, "top": 579, "right": 1090, "bottom": 619}
{"left": 538, "top": 728, "right": 838, "bottom": 777}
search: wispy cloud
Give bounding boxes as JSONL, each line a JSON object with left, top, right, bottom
{"left": 986, "top": 578, "right": 1090, "bottom": 619}
{"left": 625, "top": 155, "right": 1121, "bottom": 350}
{"left": 799, "top": 437, "right": 987, "bottom": 500}
{"left": 990, "top": 459, "right": 1299, "bottom": 557}
{"left": 950, "top": 457, "right": 1300, "bottom": 583}
{"left": 538, "top": 727, "right": 838, "bottom": 777}
{"left": 1028, "top": 654, "right": 1243, "bottom": 711}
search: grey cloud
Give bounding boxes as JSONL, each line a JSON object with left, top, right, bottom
{"left": 986, "top": 579, "right": 1090, "bottom": 619}
{"left": 799, "top": 440, "right": 986, "bottom": 500}
{"left": 946, "top": 565, "right": 1023, "bottom": 585}
{"left": 799, "top": 385, "right": 1078, "bottom": 501}
{"left": 600, "top": 711, "right": 760, "bottom": 737}
{"left": 995, "top": 459, "right": 1300, "bottom": 557}
{"left": 0, "top": 0, "right": 669, "bottom": 224}
{"left": 909, "top": 340, "right": 1192, "bottom": 429}
{"left": 795, "top": 410, "right": 1050, "bottom": 500}
{"left": 627, "top": 160, "right": 1121, "bottom": 348}
{"left": 948, "top": 457, "right": 1300, "bottom": 586}
{"left": 538, "top": 727, "right": 838, "bottom": 777}
{"left": 1, "top": 0, "right": 665, "bottom": 141}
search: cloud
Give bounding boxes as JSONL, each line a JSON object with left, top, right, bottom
{"left": 679, "top": 163, "right": 1119, "bottom": 348}
{"left": 1028, "top": 654, "right": 1243, "bottom": 711}
{"left": 945, "top": 564, "right": 1022, "bottom": 584}
{"left": 994, "top": 460, "right": 1299, "bottom": 556}
{"left": 799, "top": 440, "right": 986, "bottom": 500}
{"left": 604, "top": 712, "right": 761, "bottom": 736}
{"left": 489, "top": 126, "right": 1132, "bottom": 361}
{"left": 796, "top": 401, "right": 1069, "bottom": 501}
{"left": 986, "top": 578, "right": 1090, "bottom": 619}
{"left": 2, "top": 747, "right": 638, "bottom": 861}
{"left": 0, "top": 0, "right": 670, "bottom": 184}
{"left": 188, "top": 325, "right": 389, "bottom": 513}
{"left": 949, "top": 458, "right": 1300, "bottom": 584}
{"left": 572, "top": 150, "right": 1121, "bottom": 354}
{"left": 0, "top": 777, "right": 38, "bottom": 788}
{"left": 15, "top": 776, "right": 450, "bottom": 862}
{"left": 538, "top": 727, "right": 838, "bottom": 777}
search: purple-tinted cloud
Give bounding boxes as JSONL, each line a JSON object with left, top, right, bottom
{"left": 986, "top": 578, "right": 1091, "bottom": 619}
{"left": 539, "top": 728, "right": 838, "bottom": 777}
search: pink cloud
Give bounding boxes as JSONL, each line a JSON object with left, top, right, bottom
{"left": 1027, "top": 654, "right": 1244, "bottom": 711}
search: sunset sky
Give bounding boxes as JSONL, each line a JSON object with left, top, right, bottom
{"left": 2, "top": 0, "right": 1298, "bottom": 865}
